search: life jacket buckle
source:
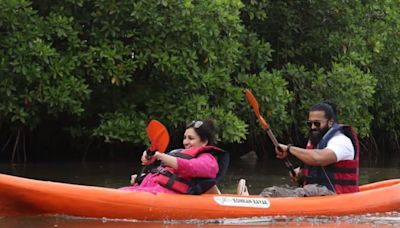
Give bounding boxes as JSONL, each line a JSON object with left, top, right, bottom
{"left": 159, "top": 169, "right": 171, "bottom": 176}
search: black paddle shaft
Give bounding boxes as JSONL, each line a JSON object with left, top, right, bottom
{"left": 266, "top": 128, "right": 296, "bottom": 177}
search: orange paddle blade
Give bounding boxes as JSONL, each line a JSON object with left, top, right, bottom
{"left": 245, "top": 89, "right": 270, "bottom": 129}
{"left": 146, "top": 120, "right": 169, "bottom": 153}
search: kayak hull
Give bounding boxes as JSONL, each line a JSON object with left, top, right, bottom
{"left": 0, "top": 173, "right": 399, "bottom": 220}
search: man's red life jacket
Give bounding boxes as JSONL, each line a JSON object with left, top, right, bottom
{"left": 302, "top": 123, "right": 360, "bottom": 194}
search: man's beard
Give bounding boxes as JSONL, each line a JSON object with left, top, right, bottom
{"left": 308, "top": 126, "right": 330, "bottom": 146}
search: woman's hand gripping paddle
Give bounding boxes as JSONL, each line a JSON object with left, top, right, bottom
{"left": 134, "top": 120, "right": 169, "bottom": 185}
{"left": 245, "top": 89, "right": 296, "bottom": 177}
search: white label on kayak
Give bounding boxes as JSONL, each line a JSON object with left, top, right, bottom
{"left": 213, "top": 196, "right": 270, "bottom": 208}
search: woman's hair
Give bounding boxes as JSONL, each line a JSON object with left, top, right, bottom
{"left": 186, "top": 119, "right": 216, "bottom": 145}
{"left": 309, "top": 100, "right": 337, "bottom": 121}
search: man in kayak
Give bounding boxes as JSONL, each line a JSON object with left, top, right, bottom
{"left": 121, "top": 119, "right": 229, "bottom": 195}
{"left": 238, "top": 101, "right": 359, "bottom": 197}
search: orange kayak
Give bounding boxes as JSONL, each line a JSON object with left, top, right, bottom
{"left": 0, "top": 173, "right": 399, "bottom": 220}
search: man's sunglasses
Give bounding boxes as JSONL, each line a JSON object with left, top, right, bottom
{"left": 188, "top": 120, "right": 203, "bottom": 128}
{"left": 306, "top": 120, "right": 322, "bottom": 128}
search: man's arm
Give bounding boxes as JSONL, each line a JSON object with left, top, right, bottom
{"left": 277, "top": 144, "right": 337, "bottom": 166}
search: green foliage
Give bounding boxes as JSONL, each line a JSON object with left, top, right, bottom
{"left": 1, "top": 0, "right": 400, "bottom": 160}
{"left": 0, "top": 0, "right": 89, "bottom": 128}
{"left": 93, "top": 111, "right": 148, "bottom": 144}
{"left": 41, "top": 0, "right": 251, "bottom": 144}
{"left": 241, "top": 0, "right": 395, "bottom": 144}
{"left": 238, "top": 71, "right": 292, "bottom": 136}
{"left": 283, "top": 63, "right": 376, "bottom": 137}
{"left": 360, "top": 1, "right": 400, "bottom": 148}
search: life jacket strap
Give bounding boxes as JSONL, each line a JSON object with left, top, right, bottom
{"left": 157, "top": 168, "right": 191, "bottom": 193}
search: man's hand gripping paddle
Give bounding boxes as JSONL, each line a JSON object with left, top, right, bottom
{"left": 245, "top": 89, "right": 296, "bottom": 177}
{"left": 135, "top": 120, "right": 169, "bottom": 184}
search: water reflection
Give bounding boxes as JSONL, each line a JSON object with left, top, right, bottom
{"left": 1, "top": 213, "right": 399, "bottom": 227}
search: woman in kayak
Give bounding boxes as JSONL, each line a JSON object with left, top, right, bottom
{"left": 120, "top": 119, "right": 229, "bottom": 194}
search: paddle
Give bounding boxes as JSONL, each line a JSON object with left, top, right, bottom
{"left": 145, "top": 119, "right": 170, "bottom": 157}
{"left": 245, "top": 89, "right": 296, "bottom": 177}
{"left": 135, "top": 120, "right": 170, "bottom": 184}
